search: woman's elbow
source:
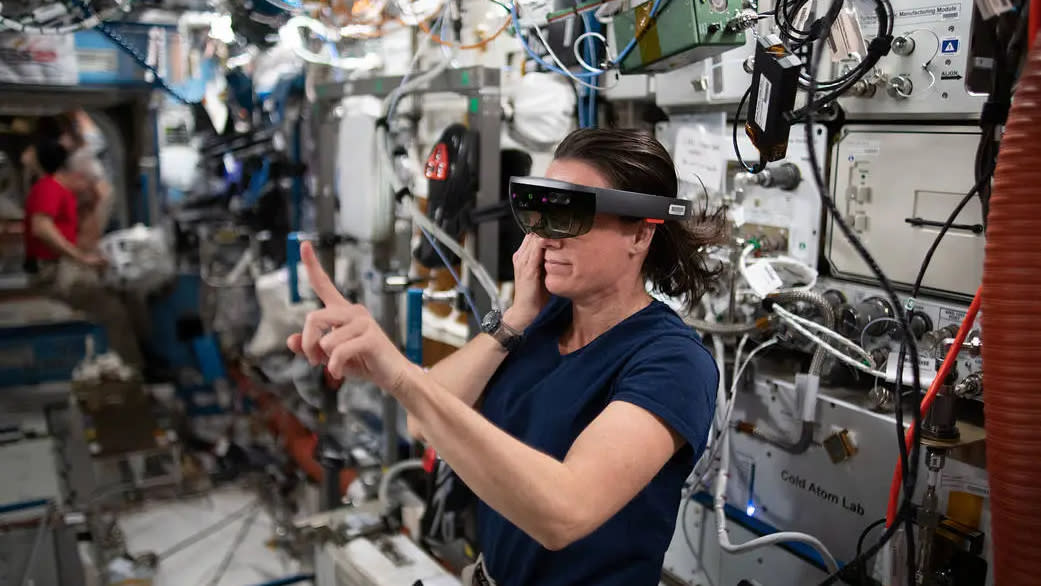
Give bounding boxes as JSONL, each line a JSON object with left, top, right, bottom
{"left": 534, "top": 504, "right": 597, "bottom": 551}
{"left": 538, "top": 531, "right": 576, "bottom": 552}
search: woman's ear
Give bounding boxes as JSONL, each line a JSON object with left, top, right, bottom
{"left": 632, "top": 221, "right": 656, "bottom": 255}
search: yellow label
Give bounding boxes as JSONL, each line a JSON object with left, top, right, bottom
{"left": 634, "top": 3, "right": 662, "bottom": 65}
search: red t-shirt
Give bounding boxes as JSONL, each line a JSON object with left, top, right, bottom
{"left": 24, "top": 175, "right": 78, "bottom": 261}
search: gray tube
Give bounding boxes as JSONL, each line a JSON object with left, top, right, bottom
{"left": 754, "top": 421, "right": 815, "bottom": 455}
{"left": 685, "top": 317, "right": 761, "bottom": 335}
{"left": 768, "top": 290, "right": 836, "bottom": 376}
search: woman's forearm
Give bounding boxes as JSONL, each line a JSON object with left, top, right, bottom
{"left": 425, "top": 333, "right": 508, "bottom": 407}
{"left": 396, "top": 365, "right": 585, "bottom": 550}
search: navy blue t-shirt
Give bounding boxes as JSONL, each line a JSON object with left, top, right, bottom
{"left": 477, "top": 296, "right": 718, "bottom": 586}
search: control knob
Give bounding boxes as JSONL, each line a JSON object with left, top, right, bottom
{"left": 840, "top": 296, "right": 895, "bottom": 338}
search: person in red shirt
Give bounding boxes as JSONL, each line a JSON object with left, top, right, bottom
{"left": 25, "top": 139, "right": 143, "bottom": 369}
{"left": 24, "top": 140, "right": 103, "bottom": 268}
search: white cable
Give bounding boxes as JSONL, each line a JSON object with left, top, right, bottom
{"left": 713, "top": 430, "right": 840, "bottom": 572}
{"left": 531, "top": 23, "right": 615, "bottom": 90}
{"left": 573, "top": 31, "right": 609, "bottom": 73}
{"left": 773, "top": 304, "right": 874, "bottom": 364}
{"left": 689, "top": 337, "right": 778, "bottom": 495}
{"left": 378, "top": 458, "right": 425, "bottom": 510}
{"left": 860, "top": 317, "right": 901, "bottom": 348}
{"left": 738, "top": 244, "right": 818, "bottom": 297}
{"left": 773, "top": 306, "right": 886, "bottom": 378}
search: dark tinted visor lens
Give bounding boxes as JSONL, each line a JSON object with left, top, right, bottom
{"left": 510, "top": 186, "right": 595, "bottom": 239}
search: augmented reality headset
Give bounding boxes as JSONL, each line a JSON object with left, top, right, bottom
{"left": 509, "top": 176, "right": 692, "bottom": 239}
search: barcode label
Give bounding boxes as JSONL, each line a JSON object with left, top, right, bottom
{"left": 755, "top": 75, "right": 772, "bottom": 130}
{"left": 77, "top": 49, "right": 118, "bottom": 73}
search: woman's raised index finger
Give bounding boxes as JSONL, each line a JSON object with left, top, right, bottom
{"left": 301, "top": 241, "right": 344, "bottom": 306}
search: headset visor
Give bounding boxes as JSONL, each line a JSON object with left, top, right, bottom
{"left": 509, "top": 176, "right": 692, "bottom": 239}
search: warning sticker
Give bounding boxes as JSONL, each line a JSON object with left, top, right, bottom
{"left": 938, "top": 307, "right": 969, "bottom": 329}
{"left": 940, "top": 38, "right": 960, "bottom": 54}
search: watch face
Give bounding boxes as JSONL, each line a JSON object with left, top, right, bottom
{"left": 482, "top": 311, "right": 501, "bottom": 333}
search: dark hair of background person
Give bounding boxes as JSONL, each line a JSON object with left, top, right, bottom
{"left": 35, "top": 113, "right": 84, "bottom": 150}
{"left": 35, "top": 139, "right": 69, "bottom": 175}
{"left": 554, "top": 128, "right": 728, "bottom": 312}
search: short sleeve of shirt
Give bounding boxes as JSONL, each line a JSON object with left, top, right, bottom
{"left": 25, "top": 179, "right": 64, "bottom": 219}
{"left": 610, "top": 334, "right": 718, "bottom": 458}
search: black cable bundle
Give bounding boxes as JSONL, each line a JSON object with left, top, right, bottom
{"left": 732, "top": 0, "right": 919, "bottom": 583}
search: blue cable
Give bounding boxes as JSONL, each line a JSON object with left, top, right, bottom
{"left": 68, "top": 0, "right": 196, "bottom": 104}
{"left": 510, "top": 2, "right": 600, "bottom": 79}
{"left": 419, "top": 227, "right": 482, "bottom": 325}
{"left": 581, "top": 13, "right": 598, "bottom": 127}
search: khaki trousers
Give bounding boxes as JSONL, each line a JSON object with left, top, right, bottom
{"left": 32, "top": 258, "right": 145, "bottom": 370}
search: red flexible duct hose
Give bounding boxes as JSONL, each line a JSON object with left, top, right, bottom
{"left": 884, "top": 289, "right": 981, "bottom": 528}
{"left": 1031, "top": 0, "right": 1040, "bottom": 51}
{"left": 983, "top": 41, "right": 1041, "bottom": 586}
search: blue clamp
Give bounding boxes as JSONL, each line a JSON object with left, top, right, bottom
{"left": 287, "top": 232, "right": 304, "bottom": 304}
{"left": 405, "top": 288, "right": 424, "bottom": 365}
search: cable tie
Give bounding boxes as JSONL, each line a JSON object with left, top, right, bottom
{"left": 807, "top": 18, "right": 827, "bottom": 42}
{"left": 868, "top": 35, "right": 893, "bottom": 57}
{"left": 904, "top": 297, "right": 916, "bottom": 311}
{"left": 394, "top": 187, "right": 412, "bottom": 201}
{"left": 375, "top": 117, "right": 389, "bottom": 130}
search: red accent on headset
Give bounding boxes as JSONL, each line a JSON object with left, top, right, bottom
{"left": 424, "top": 143, "right": 449, "bottom": 181}
{"left": 645, "top": 218, "right": 665, "bottom": 224}
{"left": 422, "top": 446, "right": 438, "bottom": 473}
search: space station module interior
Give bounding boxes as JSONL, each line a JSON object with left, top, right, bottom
{"left": 0, "top": 0, "right": 1038, "bottom": 585}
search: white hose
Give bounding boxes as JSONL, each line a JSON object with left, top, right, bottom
{"left": 369, "top": 34, "right": 502, "bottom": 312}
{"left": 711, "top": 334, "right": 728, "bottom": 435}
{"left": 407, "top": 201, "right": 504, "bottom": 312}
{"left": 378, "top": 458, "right": 426, "bottom": 510}
{"left": 713, "top": 430, "right": 840, "bottom": 572}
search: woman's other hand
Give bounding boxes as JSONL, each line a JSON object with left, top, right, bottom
{"left": 286, "top": 241, "right": 414, "bottom": 392}
{"left": 504, "top": 234, "right": 549, "bottom": 331}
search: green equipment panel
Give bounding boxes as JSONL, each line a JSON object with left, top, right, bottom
{"left": 613, "top": 0, "right": 747, "bottom": 74}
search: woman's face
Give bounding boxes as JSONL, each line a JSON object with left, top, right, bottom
{"left": 539, "top": 158, "right": 651, "bottom": 301}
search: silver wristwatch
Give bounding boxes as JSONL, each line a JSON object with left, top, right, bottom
{"left": 481, "top": 310, "right": 523, "bottom": 352}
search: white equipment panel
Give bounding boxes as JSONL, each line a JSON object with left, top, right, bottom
{"left": 656, "top": 31, "right": 756, "bottom": 108}
{"left": 318, "top": 534, "right": 461, "bottom": 586}
{"left": 603, "top": 71, "right": 653, "bottom": 101}
{"left": 0, "top": 438, "right": 63, "bottom": 507}
{"left": 707, "top": 374, "right": 994, "bottom": 585}
{"left": 837, "top": 0, "right": 985, "bottom": 118}
{"left": 336, "top": 96, "right": 393, "bottom": 242}
{"left": 657, "top": 117, "right": 828, "bottom": 268}
{"left": 826, "top": 125, "right": 983, "bottom": 297}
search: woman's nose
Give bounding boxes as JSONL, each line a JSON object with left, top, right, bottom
{"left": 537, "top": 235, "right": 563, "bottom": 249}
